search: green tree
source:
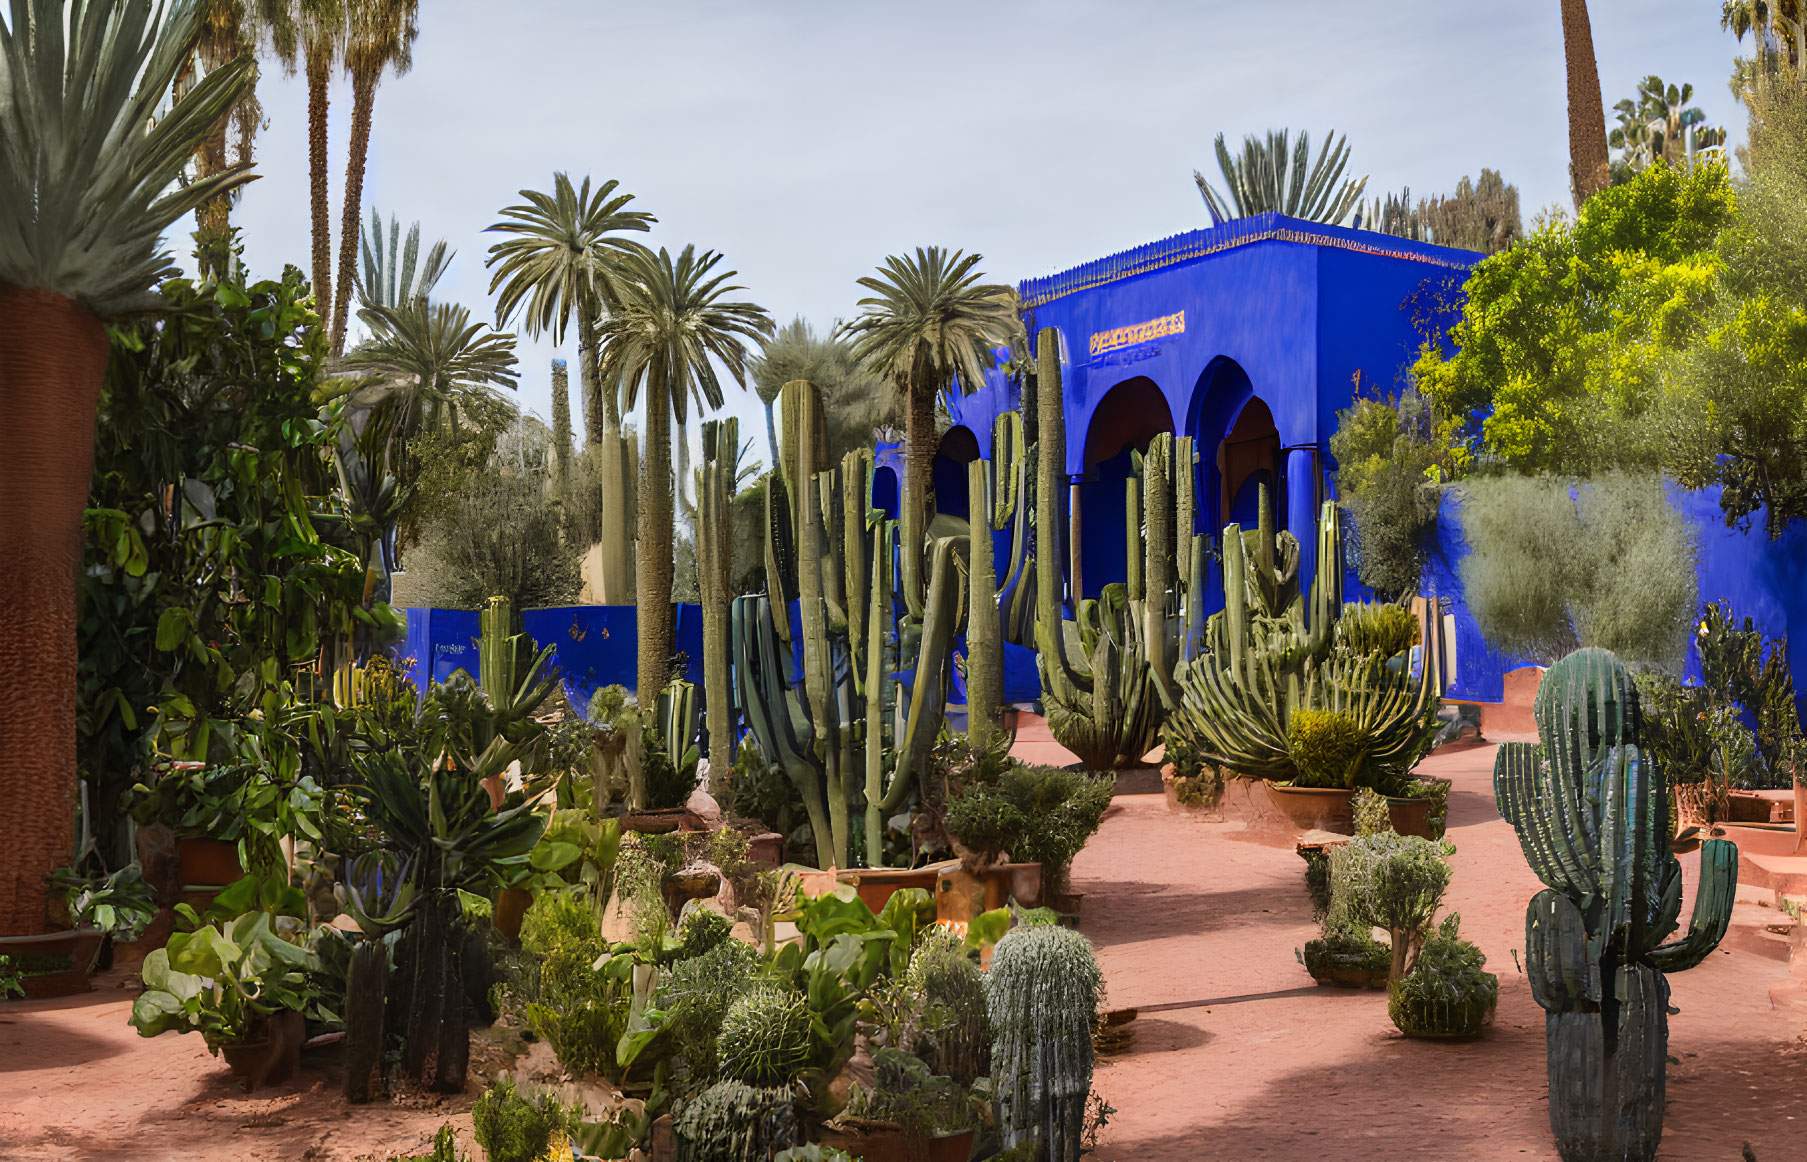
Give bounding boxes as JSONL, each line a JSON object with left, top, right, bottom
{"left": 842, "top": 248, "right": 1015, "bottom": 607}
{"left": 1330, "top": 393, "right": 1446, "bottom": 600}
{"left": 1363, "top": 171, "right": 1524, "bottom": 255}
{"left": 340, "top": 297, "right": 520, "bottom": 449}
{"left": 596, "top": 246, "right": 772, "bottom": 703}
{"left": 0, "top": 0, "right": 256, "bottom": 935}
{"left": 1412, "top": 162, "right": 1735, "bottom": 477}
{"left": 1195, "top": 129, "right": 1367, "bottom": 225}
{"left": 259, "top": 0, "right": 347, "bottom": 326}
{"left": 328, "top": 0, "right": 418, "bottom": 357}
{"left": 1610, "top": 76, "right": 1724, "bottom": 183}
{"left": 751, "top": 317, "right": 900, "bottom": 468}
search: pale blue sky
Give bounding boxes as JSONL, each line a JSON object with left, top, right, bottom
{"left": 226, "top": 0, "right": 1754, "bottom": 460}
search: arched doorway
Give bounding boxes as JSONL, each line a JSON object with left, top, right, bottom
{"left": 871, "top": 464, "right": 900, "bottom": 521}
{"left": 932, "top": 425, "right": 981, "bottom": 520}
{"left": 1220, "top": 397, "right": 1280, "bottom": 529}
{"left": 1078, "top": 377, "right": 1174, "bottom": 597}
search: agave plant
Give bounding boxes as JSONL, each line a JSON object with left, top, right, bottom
{"left": 1195, "top": 128, "right": 1368, "bottom": 226}
{"left": 0, "top": 0, "right": 256, "bottom": 936}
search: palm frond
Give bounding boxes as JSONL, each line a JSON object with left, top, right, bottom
{"left": 0, "top": 0, "right": 258, "bottom": 314}
{"left": 483, "top": 171, "right": 655, "bottom": 340}
{"left": 342, "top": 297, "right": 519, "bottom": 438}
{"left": 839, "top": 246, "right": 1016, "bottom": 403}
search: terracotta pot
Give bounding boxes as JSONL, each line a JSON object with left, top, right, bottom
{"left": 928, "top": 1128, "right": 975, "bottom": 1162}
{"left": 0, "top": 929, "right": 105, "bottom": 998}
{"left": 217, "top": 1009, "right": 305, "bottom": 1092}
{"left": 1384, "top": 796, "right": 1433, "bottom": 839}
{"left": 1051, "top": 890, "right": 1084, "bottom": 918}
{"left": 746, "top": 831, "right": 785, "bottom": 868}
{"left": 843, "top": 866, "right": 941, "bottom": 914}
{"left": 1264, "top": 784, "right": 1355, "bottom": 833}
{"left": 493, "top": 887, "right": 531, "bottom": 942}
{"left": 935, "top": 862, "right": 1044, "bottom": 926}
{"left": 176, "top": 837, "right": 243, "bottom": 887}
{"left": 818, "top": 1119, "right": 921, "bottom": 1162}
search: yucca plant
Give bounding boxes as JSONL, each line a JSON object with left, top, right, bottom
{"left": 1195, "top": 129, "right": 1369, "bottom": 226}
{"left": 0, "top": 0, "right": 256, "bottom": 936}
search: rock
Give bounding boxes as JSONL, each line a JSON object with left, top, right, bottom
{"left": 686, "top": 787, "right": 722, "bottom": 828}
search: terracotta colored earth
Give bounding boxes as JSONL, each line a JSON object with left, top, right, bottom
{"left": 2, "top": 741, "right": 1803, "bottom": 1160}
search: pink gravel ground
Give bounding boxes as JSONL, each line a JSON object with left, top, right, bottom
{"left": 3, "top": 738, "right": 1803, "bottom": 1160}
{"left": 1076, "top": 742, "right": 1807, "bottom": 1161}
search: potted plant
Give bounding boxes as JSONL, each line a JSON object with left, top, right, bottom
{"left": 842, "top": 1048, "right": 981, "bottom": 1162}
{"left": 127, "top": 760, "right": 249, "bottom": 885}
{"left": 940, "top": 763, "right": 1113, "bottom": 920}
{"left": 128, "top": 879, "right": 324, "bottom": 1091}
{"left": 1387, "top": 913, "right": 1498, "bottom": 1039}
{"left": 1296, "top": 792, "right": 1397, "bottom": 988}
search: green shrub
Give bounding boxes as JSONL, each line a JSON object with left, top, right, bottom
{"left": 1337, "top": 602, "right": 1420, "bottom": 659}
{"left": 1330, "top": 394, "right": 1446, "bottom": 600}
{"left": 1386, "top": 913, "right": 1498, "bottom": 1037}
{"left": 1300, "top": 929, "right": 1393, "bottom": 984}
{"left": 1286, "top": 709, "right": 1368, "bottom": 789}
{"left": 643, "top": 725, "right": 699, "bottom": 810}
{"left": 392, "top": 1124, "right": 466, "bottom": 1162}
{"left": 901, "top": 927, "right": 990, "bottom": 1086}
{"left": 1350, "top": 787, "right": 1392, "bottom": 837}
{"left": 717, "top": 987, "right": 813, "bottom": 1087}
{"left": 0, "top": 955, "right": 23, "bottom": 999}
{"left": 674, "top": 1080, "right": 804, "bottom": 1162}
{"left": 1400, "top": 778, "right": 1451, "bottom": 840}
{"left": 518, "top": 892, "right": 627, "bottom": 1078}
{"left": 654, "top": 937, "right": 765, "bottom": 1085}
{"left": 471, "top": 1078, "right": 577, "bottom": 1162}
{"left": 943, "top": 764, "right": 1115, "bottom": 895}
{"left": 1330, "top": 832, "right": 1454, "bottom": 981}
{"left": 847, "top": 1047, "right": 976, "bottom": 1135}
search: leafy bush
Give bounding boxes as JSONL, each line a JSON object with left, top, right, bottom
{"left": 0, "top": 955, "right": 24, "bottom": 999}
{"left": 674, "top": 1080, "right": 804, "bottom": 1162}
{"left": 717, "top": 987, "right": 813, "bottom": 1087}
{"left": 1300, "top": 929, "right": 1392, "bottom": 984}
{"left": 392, "top": 1124, "right": 467, "bottom": 1162}
{"left": 1286, "top": 709, "right": 1368, "bottom": 789}
{"left": 1455, "top": 471, "right": 1697, "bottom": 668}
{"left": 406, "top": 471, "right": 581, "bottom": 612}
{"left": 1329, "top": 832, "right": 1453, "bottom": 981}
{"left": 1337, "top": 602, "right": 1420, "bottom": 659}
{"left": 518, "top": 892, "right": 627, "bottom": 1078}
{"left": 1387, "top": 913, "right": 1498, "bottom": 1037}
{"left": 943, "top": 763, "right": 1115, "bottom": 895}
{"left": 1350, "top": 788, "right": 1392, "bottom": 837}
{"left": 847, "top": 1047, "right": 976, "bottom": 1135}
{"left": 1695, "top": 600, "right": 1805, "bottom": 786}
{"left": 1330, "top": 394, "right": 1446, "bottom": 599}
{"left": 643, "top": 724, "right": 699, "bottom": 810}
{"left": 654, "top": 937, "right": 765, "bottom": 1086}
{"left": 471, "top": 1077, "right": 578, "bottom": 1162}
{"left": 900, "top": 927, "right": 990, "bottom": 1086}
{"left": 1400, "top": 777, "right": 1451, "bottom": 840}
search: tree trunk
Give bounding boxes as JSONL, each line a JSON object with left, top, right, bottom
{"left": 901, "top": 379, "right": 937, "bottom": 613}
{"left": 578, "top": 300, "right": 605, "bottom": 448}
{"left": 966, "top": 459, "right": 1002, "bottom": 749}
{"left": 550, "top": 358, "right": 571, "bottom": 491}
{"left": 399, "top": 891, "right": 469, "bottom": 1093}
{"left": 587, "top": 306, "right": 634, "bottom": 604}
{"left": 1560, "top": 0, "right": 1611, "bottom": 209}
{"left": 636, "top": 363, "right": 675, "bottom": 705}
{"left": 330, "top": 69, "right": 379, "bottom": 357}
{"left": 306, "top": 46, "right": 334, "bottom": 327}
{"left": 1546, "top": 965, "right": 1669, "bottom": 1162}
{"left": 0, "top": 285, "right": 111, "bottom": 936}
{"left": 193, "top": 117, "right": 233, "bottom": 279}
{"left": 697, "top": 422, "right": 735, "bottom": 766}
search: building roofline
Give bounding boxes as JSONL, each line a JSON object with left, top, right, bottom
{"left": 1016, "top": 212, "right": 1483, "bottom": 310}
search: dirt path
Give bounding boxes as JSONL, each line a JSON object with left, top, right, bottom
{"left": 1076, "top": 743, "right": 1807, "bottom": 1161}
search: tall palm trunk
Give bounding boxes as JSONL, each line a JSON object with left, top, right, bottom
{"left": 550, "top": 358, "right": 572, "bottom": 491}
{"left": 901, "top": 376, "right": 936, "bottom": 613}
{"left": 306, "top": 46, "right": 333, "bottom": 323}
{"left": 1560, "top": 0, "right": 1611, "bottom": 209}
{"left": 582, "top": 304, "right": 634, "bottom": 603}
{"left": 329, "top": 68, "right": 379, "bottom": 356}
{"left": 636, "top": 360, "right": 675, "bottom": 707}
{"left": 0, "top": 285, "right": 111, "bottom": 936}
{"left": 194, "top": 118, "right": 233, "bottom": 276}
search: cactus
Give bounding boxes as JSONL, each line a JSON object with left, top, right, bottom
{"left": 695, "top": 418, "right": 739, "bottom": 766}
{"left": 964, "top": 411, "right": 1033, "bottom": 749}
{"left": 986, "top": 923, "right": 1102, "bottom": 1162}
{"left": 342, "top": 938, "right": 390, "bottom": 1102}
{"left": 717, "top": 987, "right": 813, "bottom": 1087}
{"left": 1030, "top": 327, "right": 1195, "bottom": 768}
{"left": 1494, "top": 647, "right": 1739, "bottom": 1162}
{"left": 1166, "top": 494, "right": 1442, "bottom": 788}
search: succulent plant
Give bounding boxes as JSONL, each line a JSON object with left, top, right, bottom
{"left": 674, "top": 1080, "right": 804, "bottom": 1162}
{"left": 717, "top": 987, "right": 813, "bottom": 1088}
{"left": 987, "top": 924, "right": 1103, "bottom": 1162}
{"left": 1494, "top": 647, "right": 1738, "bottom": 1162}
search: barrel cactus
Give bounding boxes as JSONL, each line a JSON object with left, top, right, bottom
{"left": 1494, "top": 647, "right": 1739, "bottom": 1162}
{"left": 717, "top": 987, "right": 813, "bottom": 1087}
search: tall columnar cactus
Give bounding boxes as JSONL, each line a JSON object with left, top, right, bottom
{"left": 1494, "top": 648, "right": 1738, "bottom": 1162}
{"left": 987, "top": 924, "right": 1103, "bottom": 1162}
{"left": 695, "top": 418, "right": 739, "bottom": 766}
{"left": 1031, "top": 326, "right": 1190, "bottom": 768}
{"left": 964, "top": 411, "right": 1031, "bottom": 749}
{"left": 1166, "top": 491, "right": 1443, "bottom": 786}
{"left": 731, "top": 379, "right": 960, "bottom": 867}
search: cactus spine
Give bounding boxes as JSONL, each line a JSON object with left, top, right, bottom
{"left": 1494, "top": 648, "right": 1738, "bottom": 1162}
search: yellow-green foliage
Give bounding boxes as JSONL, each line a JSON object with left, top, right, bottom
{"left": 518, "top": 892, "right": 627, "bottom": 1078}
{"left": 1351, "top": 787, "right": 1393, "bottom": 837}
{"left": 1338, "top": 602, "right": 1420, "bottom": 659}
{"left": 1287, "top": 709, "right": 1368, "bottom": 788}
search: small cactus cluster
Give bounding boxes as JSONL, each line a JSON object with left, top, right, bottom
{"left": 1494, "top": 647, "right": 1739, "bottom": 1162}
{"left": 717, "top": 987, "right": 813, "bottom": 1088}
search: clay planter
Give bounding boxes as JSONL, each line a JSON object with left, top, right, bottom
{"left": 746, "top": 831, "right": 785, "bottom": 868}
{"left": 1264, "top": 784, "right": 1355, "bottom": 833}
{"left": 176, "top": 837, "right": 243, "bottom": 887}
{"left": 818, "top": 1118, "right": 920, "bottom": 1162}
{"left": 928, "top": 1128, "right": 975, "bottom": 1162}
{"left": 0, "top": 929, "right": 106, "bottom": 998}
{"left": 1385, "top": 796, "right": 1434, "bottom": 840}
{"left": 216, "top": 1009, "right": 305, "bottom": 1092}
{"left": 493, "top": 887, "right": 531, "bottom": 942}
{"left": 618, "top": 807, "right": 703, "bottom": 835}
{"left": 1301, "top": 939, "right": 1391, "bottom": 989}
{"left": 935, "top": 862, "right": 1044, "bottom": 926}
{"left": 842, "top": 865, "right": 942, "bottom": 914}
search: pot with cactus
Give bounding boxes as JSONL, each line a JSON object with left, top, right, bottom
{"left": 1495, "top": 647, "right": 1738, "bottom": 1161}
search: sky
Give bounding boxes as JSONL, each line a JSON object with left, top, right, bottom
{"left": 224, "top": 0, "right": 1756, "bottom": 464}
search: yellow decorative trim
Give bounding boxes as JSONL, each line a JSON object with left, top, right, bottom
{"left": 1089, "top": 310, "right": 1185, "bottom": 358}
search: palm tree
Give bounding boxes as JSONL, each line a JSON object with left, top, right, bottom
{"left": 180, "top": 0, "right": 267, "bottom": 271}
{"left": 1724, "top": 0, "right": 1806, "bottom": 77}
{"left": 485, "top": 173, "right": 653, "bottom": 604}
{"left": 356, "top": 209, "right": 451, "bottom": 310}
{"left": 842, "top": 248, "right": 1015, "bottom": 608}
{"left": 328, "top": 0, "right": 418, "bottom": 357}
{"left": 751, "top": 317, "right": 899, "bottom": 469}
{"left": 0, "top": 0, "right": 254, "bottom": 936}
{"left": 1561, "top": 0, "right": 1611, "bottom": 209}
{"left": 596, "top": 246, "right": 772, "bottom": 705}
{"left": 260, "top": 0, "right": 346, "bottom": 323}
{"left": 339, "top": 297, "right": 520, "bottom": 450}
{"left": 1195, "top": 129, "right": 1368, "bottom": 225}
